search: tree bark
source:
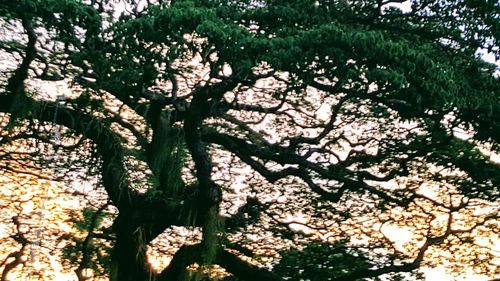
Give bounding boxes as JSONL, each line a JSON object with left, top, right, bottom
{"left": 109, "top": 212, "right": 152, "bottom": 281}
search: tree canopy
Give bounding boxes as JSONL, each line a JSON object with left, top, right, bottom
{"left": 0, "top": 0, "right": 499, "bottom": 280}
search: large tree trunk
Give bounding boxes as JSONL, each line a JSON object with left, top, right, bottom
{"left": 110, "top": 213, "right": 152, "bottom": 281}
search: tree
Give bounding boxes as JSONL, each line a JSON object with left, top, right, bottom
{"left": 0, "top": 0, "right": 499, "bottom": 280}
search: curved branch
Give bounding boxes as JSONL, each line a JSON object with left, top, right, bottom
{"left": 0, "top": 95, "right": 137, "bottom": 210}
{"left": 1, "top": 217, "right": 29, "bottom": 281}
{"left": 158, "top": 244, "right": 282, "bottom": 281}
{"left": 202, "top": 130, "right": 411, "bottom": 204}
{"left": 6, "top": 16, "right": 37, "bottom": 96}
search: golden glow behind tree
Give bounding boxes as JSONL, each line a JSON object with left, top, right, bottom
{"left": 0, "top": 0, "right": 499, "bottom": 280}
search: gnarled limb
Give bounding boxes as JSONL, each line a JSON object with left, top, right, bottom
{"left": 158, "top": 244, "right": 282, "bottom": 281}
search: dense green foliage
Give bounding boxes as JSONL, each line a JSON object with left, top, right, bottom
{"left": 0, "top": 0, "right": 499, "bottom": 280}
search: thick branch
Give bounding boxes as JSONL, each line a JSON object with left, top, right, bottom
{"left": 0, "top": 95, "right": 136, "bottom": 210}
{"left": 6, "top": 17, "right": 37, "bottom": 96}
{"left": 158, "top": 244, "right": 282, "bottom": 281}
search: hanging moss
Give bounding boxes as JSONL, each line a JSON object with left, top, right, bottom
{"left": 147, "top": 111, "right": 186, "bottom": 198}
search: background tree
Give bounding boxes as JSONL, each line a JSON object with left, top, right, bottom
{"left": 0, "top": 0, "right": 499, "bottom": 281}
